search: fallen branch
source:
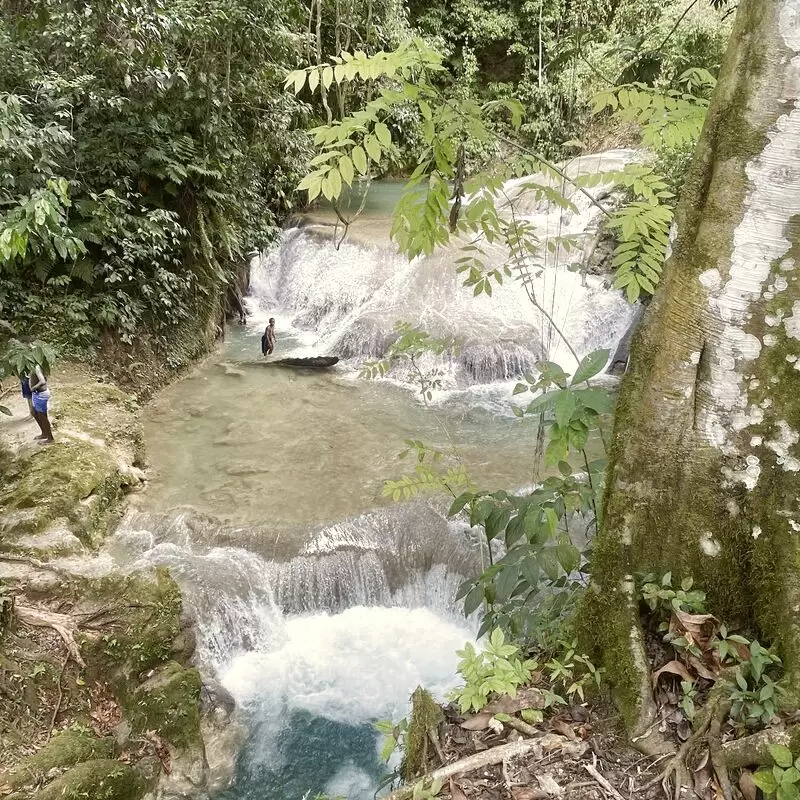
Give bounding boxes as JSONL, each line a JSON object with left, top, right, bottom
{"left": 385, "top": 735, "right": 582, "bottom": 800}
{"left": 504, "top": 716, "right": 539, "bottom": 737}
{"left": 428, "top": 728, "right": 446, "bottom": 766}
{"left": 15, "top": 605, "right": 85, "bottom": 667}
{"left": 584, "top": 759, "right": 626, "bottom": 800}
{"left": 48, "top": 654, "right": 70, "bottom": 739}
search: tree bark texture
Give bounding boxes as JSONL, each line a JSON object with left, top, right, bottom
{"left": 583, "top": 0, "right": 800, "bottom": 740}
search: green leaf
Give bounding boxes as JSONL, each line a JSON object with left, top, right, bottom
{"left": 555, "top": 390, "right": 577, "bottom": 428}
{"left": 771, "top": 745, "right": 795, "bottom": 769}
{"left": 338, "top": 155, "right": 355, "bottom": 186}
{"left": 753, "top": 770, "right": 778, "bottom": 795}
{"left": 573, "top": 388, "right": 614, "bottom": 414}
{"left": 495, "top": 564, "right": 519, "bottom": 603}
{"left": 464, "top": 584, "right": 484, "bottom": 615}
{"left": 0, "top": 405, "right": 11, "bottom": 416}
{"left": 352, "top": 145, "right": 368, "bottom": 174}
{"left": 571, "top": 349, "right": 610, "bottom": 386}
{"left": 448, "top": 492, "right": 472, "bottom": 516}
{"left": 364, "top": 135, "right": 382, "bottom": 162}
{"left": 53, "top": 235, "right": 69, "bottom": 260}
{"left": 375, "top": 122, "right": 392, "bottom": 148}
{"left": 328, "top": 167, "right": 342, "bottom": 199}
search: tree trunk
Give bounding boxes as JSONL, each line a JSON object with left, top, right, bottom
{"left": 583, "top": 0, "right": 800, "bottom": 746}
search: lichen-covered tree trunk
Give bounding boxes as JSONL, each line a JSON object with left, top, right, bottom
{"left": 585, "top": 0, "right": 800, "bottom": 747}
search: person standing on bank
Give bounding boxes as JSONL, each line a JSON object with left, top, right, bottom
{"left": 20, "top": 373, "right": 33, "bottom": 417}
{"left": 29, "top": 364, "right": 54, "bottom": 443}
{"left": 261, "top": 318, "right": 276, "bottom": 356}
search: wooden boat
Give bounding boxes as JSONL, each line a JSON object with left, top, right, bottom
{"left": 272, "top": 356, "right": 339, "bottom": 368}
{"left": 234, "top": 356, "right": 340, "bottom": 369}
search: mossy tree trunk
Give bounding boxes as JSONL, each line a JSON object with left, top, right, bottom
{"left": 584, "top": 0, "right": 800, "bottom": 748}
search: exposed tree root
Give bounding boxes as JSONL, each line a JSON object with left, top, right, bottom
{"left": 0, "top": 554, "right": 73, "bottom": 578}
{"left": 384, "top": 735, "right": 584, "bottom": 800}
{"left": 48, "top": 654, "right": 70, "bottom": 739}
{"left": 15, "top": 605, "right": 85, "bottom": 667}
{"left": 722, "top": 726, "right": 799, "bottom": 769}
{"left": 708, "top": 701, "right": 733, "bottom": 800}
{"left": 643, "top": 717, "right": 708, "bottom": 800}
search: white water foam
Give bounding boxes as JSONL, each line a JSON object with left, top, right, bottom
{"left": 245, "top": 151, "right": 638, "bottom": 410}
{"left": 222, "top": 606, "right": 471, "bottom": 800}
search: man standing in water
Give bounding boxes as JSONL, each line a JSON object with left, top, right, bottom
{"left": 29, "top": 364, "right": 54, "bottom": 443}
{"left": 261, "top": 318, "right": 276, "bottom": 356}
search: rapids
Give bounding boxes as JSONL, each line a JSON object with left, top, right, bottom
{"left": 107, "top": 157, "right": 636, "bottom": 799}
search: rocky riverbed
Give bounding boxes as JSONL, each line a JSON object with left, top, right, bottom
{"left": 0, "top": 364, "right": 241, "bottom": 800}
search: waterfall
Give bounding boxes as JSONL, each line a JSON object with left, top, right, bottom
{"left": 246, "top": 149, "right": 638, "bottom": 400}
{"left": 107, "top": 505, "right": 478, "bottom": 800}
{"left": 109, "top": 502, "right": 481, "bottom": 677}
{"left": 118, "top": 153, "right": 641, "bottom": 799}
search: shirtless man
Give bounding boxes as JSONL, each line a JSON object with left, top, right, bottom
{"left": 261, "top": 318, "right": 276, "bottom": 356}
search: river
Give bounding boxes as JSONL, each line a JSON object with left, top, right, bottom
{"left": 107, "top": 163, "right": 635, "bottom": 800}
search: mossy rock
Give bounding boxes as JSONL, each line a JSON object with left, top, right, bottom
{"left": 126, "top": 661, "right": 203, "bottom": 749}
{"left": 0, "top": 437, "right": 121, "bottom": 543}
{"left": 401, "top": 686, "right": 444, "bottom": 782}
{"left": 80, "top": 568, "right": 184, "bottom": 687}
{"left": 35, "top": 758, "right": 146, "bottom": 800}
{"left": 2, "top": 729, "right": 114, "bottom": 791}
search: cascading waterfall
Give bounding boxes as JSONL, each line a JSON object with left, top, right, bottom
{"left": 247, "top": 149, "right": 638, "bottom": 403}
{"left": 107, "top": 504, "right": 480, "bottom": 800}
{"left": 117, "top": 153, "right": 641, "bottom": 799}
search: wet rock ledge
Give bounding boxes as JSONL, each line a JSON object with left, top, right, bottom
{"left": 0, "top": 364, "right": 240, "bottom": 799}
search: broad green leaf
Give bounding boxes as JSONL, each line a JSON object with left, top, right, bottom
{"left": 322, "top": 66, "right": 334, "bottom": 89}
{"left": 375, "top": 122, "right": 391, "bottom": 148}
{"left": 364, "top": 134, "right": 382, "bottom": 162}
{"left": 753, "top": 771, "right": 778, "bottom": 795}
{"left": 448, "top": 492, "right": 472, "bottom": 516}
{"left": 464, "top": 584, "right": 484, "bottom": 616}
{"left": 338, "top": 155, "right": 354, "bottom": 186}
{"left": 292, "top": 70, "right": 306, "bottom": 94}
{"left": 352, "top": 145, "right": 368, "bottom": 174}
{"left": 0, "top": 405, "right": 11, "bottom": 416}
{"left": 495, "top": 564, "right": 519, "bottom": 603}
{"left": 53, "top": 235, "right": 68, "bottom": 260}
{"left": 328, "top": 167, "right": 342, "bottom": 199}
{"left": 573, "top": 388, "right": 614, "bottom": 414}
{"left": 526, "top": 390, "right": 560, "bottom": 415}
{"left": 771, "top": 745, "right": 795, "bottom": 769}
{"left": 555, "top": 390, "right": 577, "bottom": 428}
{"left": 571, "top": 349, "right": 610, "bottom": 386}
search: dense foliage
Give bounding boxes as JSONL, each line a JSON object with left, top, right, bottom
{"left": 0, "top": 0, "right": 317, "bottom": 357}
{"left": 405, "top": 0, "right": 732, "bottom": 156}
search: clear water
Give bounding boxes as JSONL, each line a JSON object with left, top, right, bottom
{"left": 140, "top": 325, "right": 544, "bottom": 526}
{"left": 125, "top": 165, "right": 630, "bottom": 800}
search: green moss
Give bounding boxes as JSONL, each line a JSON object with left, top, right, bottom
{"left": 82, "top": 568, "right": 184, "bottom": 687}
{"left": 576, "top": 584, "right": 643, "bottom": 731}
{"left": 401, "top": 687, "right": 443, "bottom": 782}
{"left": 3, "top": 730, "right": 114, "bottom": 791}
{"left": 34, "top": 759, "right": 146, "bottom": 800}
{"left": 126, "top": 661, "right": 202, "bottom": 749}
{"left": 0, "top": 438, "right": 121, "bottom": 543}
